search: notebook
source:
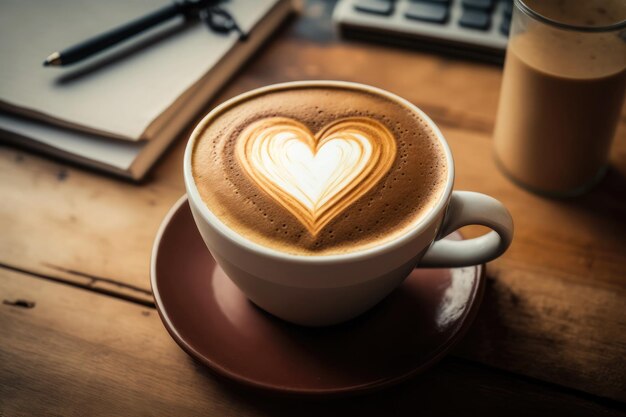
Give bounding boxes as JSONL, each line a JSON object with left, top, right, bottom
{"left": 0, "top": 0, "right": 295, "bottom": 179}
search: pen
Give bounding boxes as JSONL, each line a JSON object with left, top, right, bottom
{"left": 43, "top": 0, "right": 242, "bottom": 67}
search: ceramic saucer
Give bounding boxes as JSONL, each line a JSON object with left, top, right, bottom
{"left": 151, "top": 196, "right": 485, "bottom": 396}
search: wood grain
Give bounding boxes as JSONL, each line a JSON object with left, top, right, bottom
{"left": 1, "top": 268, "right": 624, "bottom": 417}
{"left": 449, "top": 127, "right": 626, "bottom": 401}
{"left": 0, "top": 145, "right": 181, "bottom": 304}
{"left": 0, "top": 0, "right": 625, "bottom": 405}
{"left": 2, "top": 124, "right": 624, "bottom": 400}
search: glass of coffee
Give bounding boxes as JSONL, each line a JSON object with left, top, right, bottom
{"left": 494, "top": 0, "right": 626, "bottom": 196}
{"left": 184, "top": 81, "right": 513, "bottom": 326}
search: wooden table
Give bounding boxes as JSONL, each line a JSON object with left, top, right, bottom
{"left": 2, "top": 2, "right": 625, "bottom": 415}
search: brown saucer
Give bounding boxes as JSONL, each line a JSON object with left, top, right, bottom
{"left": 151, "top": 196, "right": 485, "bottom": 396}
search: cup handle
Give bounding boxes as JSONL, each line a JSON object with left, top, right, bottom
{"left": 419, "top": 191, "right": 514, "bottom": 268}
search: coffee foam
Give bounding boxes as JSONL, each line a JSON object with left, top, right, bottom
{"left": 236, "top": 116, "right": 396, "bottom": 235}
{"left": 192, "top": 85, "right": 448, "bottom": 255}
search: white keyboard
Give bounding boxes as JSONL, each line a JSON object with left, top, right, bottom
{"left": 333, "top": 0, "right": 513, "bottom": 63}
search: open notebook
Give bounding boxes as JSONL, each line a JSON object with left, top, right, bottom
{"left": 0, "top": 0, "right": 294, "bottom": 179}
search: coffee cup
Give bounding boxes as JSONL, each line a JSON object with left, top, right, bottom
{"left": 184, "top": 81, "right": 513, "bottom": 326}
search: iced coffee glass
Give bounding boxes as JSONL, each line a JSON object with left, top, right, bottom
{"left": 494, "top": 0, "right": 626, "bottom": 197}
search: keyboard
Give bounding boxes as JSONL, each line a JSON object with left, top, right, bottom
{"left": 333, "top": 0, "right": 513, "bottom": 63}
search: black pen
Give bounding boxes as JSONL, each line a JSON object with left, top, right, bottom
{"left": 43, "top": 0, "right": 242, "bottom": 67}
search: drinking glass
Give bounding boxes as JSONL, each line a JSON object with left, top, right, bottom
{"left": 493, "top": 0, "right": 626, "bottom": 196}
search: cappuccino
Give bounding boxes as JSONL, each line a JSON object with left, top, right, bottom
{"left": 192, "top": 84, "right": 447, "bottom": 255}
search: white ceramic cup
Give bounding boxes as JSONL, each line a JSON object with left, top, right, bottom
{"left": 184, "top": 81, "right": 513, "bottom": 326}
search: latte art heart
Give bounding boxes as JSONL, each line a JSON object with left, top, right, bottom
{"left": 236, "top": 117, "right": 397, "bottom": 235}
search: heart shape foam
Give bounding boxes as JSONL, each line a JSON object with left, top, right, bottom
{"left": 236, "top": 117, "right": 397, "bottom": 235}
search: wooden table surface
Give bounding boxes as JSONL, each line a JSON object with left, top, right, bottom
{"left": 2, "top": 1, "right": 625, "bottom": 415}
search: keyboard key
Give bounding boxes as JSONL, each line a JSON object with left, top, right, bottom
{"left": 500, "top": 15, "right": 511, "bottom": 35}
{"left": 411, "top": 0, "right": 450, "bottom": 4}
{"left": 353, "top": 0, "right": 394, "bottom": 16}
{"left": 462, "top": 0, "right": 495, "bottom": 10}
{"left": 502, "top": 0, "right": 513, "bottom": 18}
{"left": 405, "top": 3, "right": 449, "bottom": 23}
{"left": 459, "top": 9, "right": 491, "bottom": 29}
